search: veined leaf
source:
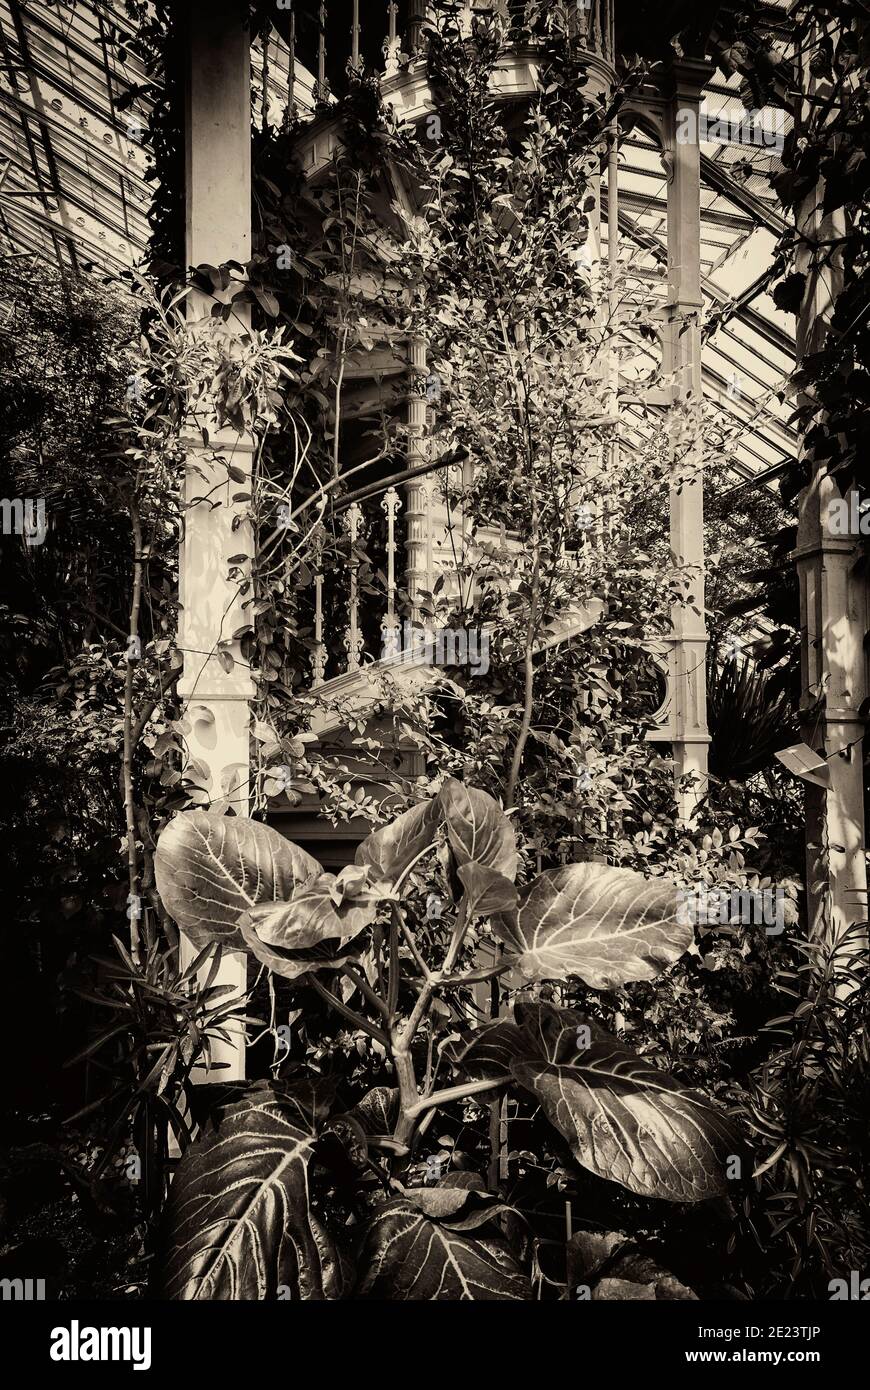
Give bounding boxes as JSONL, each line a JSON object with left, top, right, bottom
{"left": 355, "top": 800, "right": 439, "bottom": 882}
{"left": 161, "top": 1090, "right": 347, "bottom": 1300}
{"left": 458, "top": 862, "right": 518, "bottom": 916}
{"left": 451, "top": 1005, "right": 741, "bottom": 1204}
{"left": 493, "top": 862, "right": 690, "bottom": 986}
{"left": 356, "top": 1197, "right": 531, "bottom": 1300}
{"left": 446, "top": 1019, "right": 529, "bottom": 1083}
{"left": 244, "top": 871, "right": 385, "bottom": 950}
{"left": 514, "top": 1000, "right": 592, "bottom": 1063}
{"left": 439, "top": 778, "right": 518, "bottom": 878}
{"left": 239, "top": 917, "right": 354, "bottom": 981}
{"left": 511, "top": 1018, "right": 740, "bottom": 1203}
{"left": 349, "top": 1086, "right": 400, "bottom": 1136}
{"left": 155, "top": 811, "right": 320, "bottom": 948}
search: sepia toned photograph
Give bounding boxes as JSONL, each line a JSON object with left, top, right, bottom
{"left": 0, "top": 0, "right": 867, "bottom": 1362}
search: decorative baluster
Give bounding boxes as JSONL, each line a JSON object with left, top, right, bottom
{"left": 384, "top": 2, "right": 400, "bottom": 76}
{"left": 382, "top": 487, "right": 402, "bottom": 653}
{"left": 405, "top": 336, "right": 430, "bottom": 625}
{"left": 313, "top": 529, "right": 326, "bottom": 687}
{"left": 344, "top": 502, "right": 364, "bottom": 672}
{"left": 351, "top": 0, "right": 361, "bottom": 67}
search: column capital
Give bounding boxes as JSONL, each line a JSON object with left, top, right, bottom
{"left": 669, "top": 57, "right": 716, "bottom": 103}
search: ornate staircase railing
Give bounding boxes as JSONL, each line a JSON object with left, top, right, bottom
{"left": 276, "top": 1, "right": 616, "bottom": 112}
{"left": 294, "top": 453, "right": 473, "bottom": 691}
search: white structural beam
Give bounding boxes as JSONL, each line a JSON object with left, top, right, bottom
{"left": 178, "top": 0, "right": 253, "bottom": 1079}
{"left": 663, "top": 61, "right": 713, "bottom": 819}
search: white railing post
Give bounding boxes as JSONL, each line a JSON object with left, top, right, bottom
{"left": 344, "top": 501, "right": 364, "bottom": 672}
{"left": 382, "top": 486, "right": 402, "bottom": 648}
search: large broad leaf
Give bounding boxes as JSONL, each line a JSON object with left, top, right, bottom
{"left": 510, "top": 1011, "right": 740, "bottom": 1203}
{"left": 155, "top": 811, "right": 320, "bottom": 949}
{"left": 514, "top": 1000, "right": 591, "bottom": 1063}
{"left": 242, "top": 871, "right": 385, "bottom": 951}
{"left": 348, "top": 1087, "right": 400, "bottom": 1136}
{"left": 446, "top": 1020, "right": 530, "bottom": 1084}
{"left": 161, "top": 1089, "right": 347, "bottom": 1300}
{"left": 355, "top": 1196, "right": 531, "bottom": 1300}
{"left": 355, "top": 800, "right": 439, "bottom": 882}
{"left": 438, "top": 778, "right": 518, "bottom": 879}
{"left": 238, "top": 917, "right": 353, "bottom": 981}
{"left": 458, "top": 862, "right": 518, "bottom": 916}
{"left": 492, "top": 862, "right": 690, "bottom": 987}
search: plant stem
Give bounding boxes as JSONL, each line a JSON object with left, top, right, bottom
{"left": 403, "top": 1078, "right": 504, "bottom": 1121}
{"left": 442, "top": 896, "right": 470, "bottom": 975}
{"left": 308, "top": 976, "right": 389, "bottom": 1046}
{"left": 505, "top": 495, "right": 540, "bottom": 810}
{"left": 387, "top": 908, "right": 401, "bottom": 1018}
{"left": 342, "top": 963, "right": 390, "bottom": 1020}
{"left": 393, "top": 902, "right": 431, "bottom": 980}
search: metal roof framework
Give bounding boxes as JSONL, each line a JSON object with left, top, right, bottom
{"left": 0, "top": 1, "right": 799, "bottom": 511}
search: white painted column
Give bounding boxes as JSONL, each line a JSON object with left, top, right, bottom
{"left": 663, "top": 62, "right": 712, "bottom": 821}
{"left": 178, "top": 0, "right": 253, "bottom": 1079}
{"left": 791, "top": 38, "right": 868, "bottom": 949}
{"left": 793, "top": 480, "right": 869, "bottom": 946}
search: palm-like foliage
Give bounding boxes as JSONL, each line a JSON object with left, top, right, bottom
{"left": 708, "top": 648, "right": 798, "bottom": 782}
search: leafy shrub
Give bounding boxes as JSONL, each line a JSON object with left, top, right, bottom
{"left": 153, "top": 781, "right": 745, "bottom": 1299}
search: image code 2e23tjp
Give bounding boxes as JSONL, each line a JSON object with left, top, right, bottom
{"left": 696, "top": 1326, "right": 821, "bottom": 1341}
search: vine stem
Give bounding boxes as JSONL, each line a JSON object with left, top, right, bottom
{"left": 123, "top": 494, "right": 145, "bottom": 966}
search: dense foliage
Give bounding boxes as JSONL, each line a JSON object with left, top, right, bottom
{"left": 1, "top": 0, "right": 868, "bottom": 1301}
